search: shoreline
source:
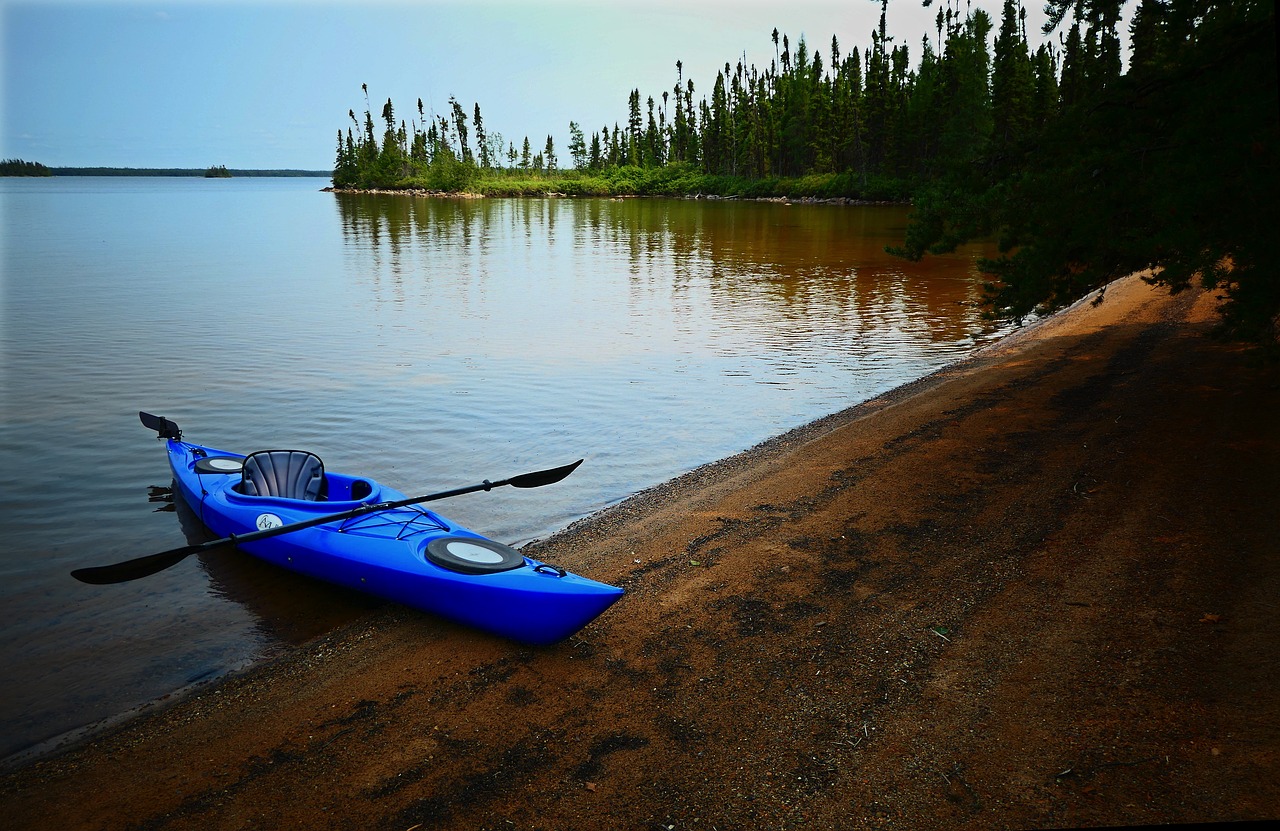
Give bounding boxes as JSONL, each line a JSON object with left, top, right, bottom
{"left": 321, "top": 185, "right": 904, "bottom": 207}
{"left": 0, "top": 281, "right": 1011, "bottom": 774}
{"left": 4, "top": 273, "right": 1277, "bottom": 829}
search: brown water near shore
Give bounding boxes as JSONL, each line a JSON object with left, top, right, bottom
{"left": 3, "top": 273, "right": 1277, "bottom": 829}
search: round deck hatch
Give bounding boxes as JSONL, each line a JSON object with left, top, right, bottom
{"left": 194, "top": 456, "right": 245, "bottom": 474}
{"left": 425, "top": 536, "right": 525, "bottom": 575}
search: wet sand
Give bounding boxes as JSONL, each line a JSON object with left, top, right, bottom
{"left": 4, "top": 273, "right": 1278, "bottom": 829}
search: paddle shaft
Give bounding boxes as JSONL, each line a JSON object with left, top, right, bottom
{"left": 71, "top": 458, "right": 582, "bottom": 585}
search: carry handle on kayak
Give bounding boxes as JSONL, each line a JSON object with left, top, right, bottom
{"left": 70, "top": 456, "right": 584, "bottom": 585}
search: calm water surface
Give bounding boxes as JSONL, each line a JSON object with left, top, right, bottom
{"left": 0, "top": 177, "right": 1002, "bottom": 765}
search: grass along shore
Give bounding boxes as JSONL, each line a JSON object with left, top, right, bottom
{"left": 329, "top": 162, "right": 911, "bottom": 201}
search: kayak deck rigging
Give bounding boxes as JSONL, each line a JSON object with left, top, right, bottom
{"left": 335, "top": 506, "right": 450, "bottom": 540}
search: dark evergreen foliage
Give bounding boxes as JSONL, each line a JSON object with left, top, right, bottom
{"left": 0, "top": 158, "right": 53, "bottom": 176}
{"left": 897, "top": 0, "right": 1278, "bottom": 343}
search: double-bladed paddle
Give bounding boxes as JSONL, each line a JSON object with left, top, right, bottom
{"left": 70, "top": 459, "right": 583, "bottom": 585}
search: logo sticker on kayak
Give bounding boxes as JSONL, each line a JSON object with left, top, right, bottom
{"left": 256, "top": 513, "right": 284, "bottom": 531}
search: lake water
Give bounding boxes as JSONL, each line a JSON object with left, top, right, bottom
{"left": 0, "top": 177, "right": 1003, "bottom": 766}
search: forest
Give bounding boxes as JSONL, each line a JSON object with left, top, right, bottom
{"left": 333, "top": 0, "right": 1060, "bottom": 198}
{"left": 332, "top": 0, "right": 1277, "bottom": 342}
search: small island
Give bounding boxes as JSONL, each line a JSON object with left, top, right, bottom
{"left": 204, "top": 165, "right": 232, "bottom": 178}
{"left": 0, "top": 158, "right": 53, "bottom": 177}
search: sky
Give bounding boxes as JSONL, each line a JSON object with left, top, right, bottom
{"left": 2, "top": 0, "right": 1072, "bottom": 170}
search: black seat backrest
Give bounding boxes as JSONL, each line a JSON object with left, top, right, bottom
{"left": 239, "top": 450, "right": 325, "bottom": 501}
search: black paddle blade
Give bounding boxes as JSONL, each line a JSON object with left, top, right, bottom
{"left": 71, "top": 543, "right": 206, "bottom": 585}
{"left": 508, "top": 458, "right": 583, "bottom": 489}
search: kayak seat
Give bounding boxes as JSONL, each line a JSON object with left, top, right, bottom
{"left": 239, "top": 450, "right": 326, "bottom": 501}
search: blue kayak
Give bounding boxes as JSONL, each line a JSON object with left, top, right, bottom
{"left": 146, "top": 416, "right": 622, "bottom": 644}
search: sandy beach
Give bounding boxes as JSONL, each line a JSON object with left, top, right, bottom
{"left": 4, "top": 272, "right": 1277, "bottom": 830}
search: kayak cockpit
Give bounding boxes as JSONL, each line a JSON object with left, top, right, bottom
{"left": 186, "top": 446, "right": 384, "bottom": 507}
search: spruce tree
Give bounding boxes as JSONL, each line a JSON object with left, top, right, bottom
{"left": 589, "top": 132, "right": 602, "bottom": 169}
{"left": 991, "top": 0, "right": 1037, "bottom": 165}
{"left": 543, "top": 135, "right": 557, "bottom": 172}
{"left": 450, "top": 98, "right": 472, "bottom": 165}
{"left": 569, "top": 122, "right": 587, "bottom": 169}
{"left": 474, "top": 104, "right": 489, "bottom": 169}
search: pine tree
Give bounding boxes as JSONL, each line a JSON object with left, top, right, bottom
{"left": 705, "top": 70, "right": 729, "bottom": 174}
{"left": 627, "top": 89, "right": 642, "bottom": 165}
{"left": 449, "top": 98, "right": 472, "bottom": 165}
{"left": 936, "top": 9, "right": 993, "bottom": 175}
{"left": 544, "top": 135, "right": 557, "bottom": 172}
{"left": 568, "top": 122, "right": 586, "bottom": 169}
{"left": 644, "top": 97, "right": 662, "bottom": 166}
{"left": 902, "top": 37, "right": 943, "bottom": 180}
{"left": 474, "top": 103, "right": 489, "bottom": 169}
{"left": 862, "top": 12, "right": 892, "bottom": 178}
{"left": 683, "top": 65, "right": 695, "bottom": 164}
{"left": 1030, "top": 44, "right": 1059, "bottom": 132}
{"left": 672, "top": 62, "right": 690, "bottom": 163}
{"left": 1129, "top": 0, "right": 1170, "bottom": 77}
{"left": 333, "top": 130, "right": 353, "bottom": 186}
{"left": 1059, "top": 20, "right": 1086, "bottom": 109}
{"left": 377, "top": 98, "right": 406, "bottom": 182}
{"left": 589, "top": 132, "right": 602, "bottom": 169}
{"left": 991, "top": 0, "right": 1037, "bottom": 164}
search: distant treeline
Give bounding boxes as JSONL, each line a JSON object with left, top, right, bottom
{"left": 1, "top": 159, "right": 53, "bottom": 176}
{"left": 48, "top": 167, "right": 331, "bottom": 177}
